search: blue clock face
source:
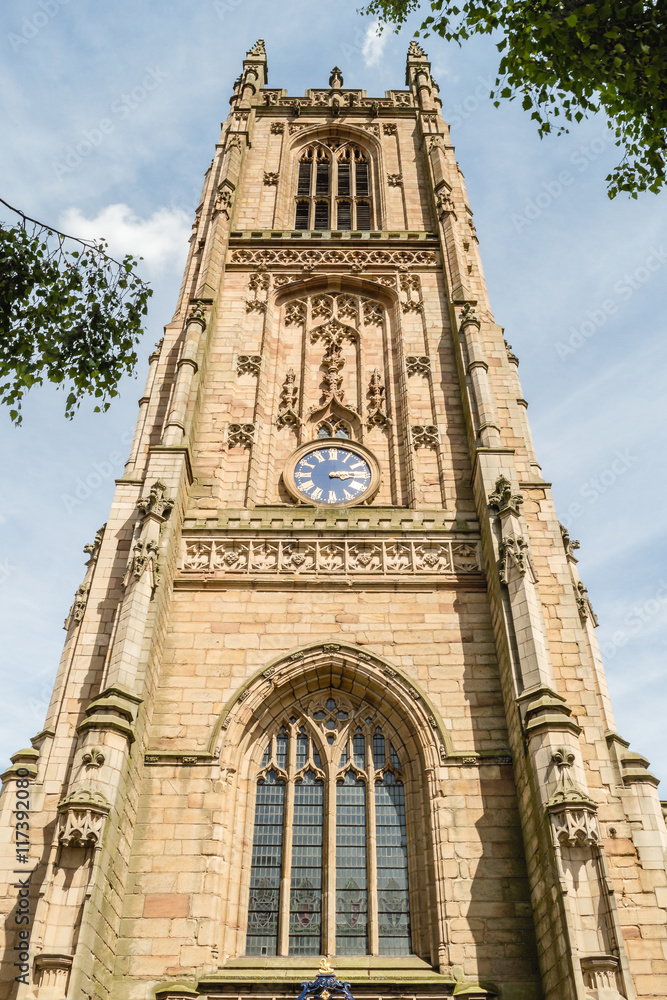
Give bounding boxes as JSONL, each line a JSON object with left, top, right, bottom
{"left": 293, "top": 446, "right": 373, "bottom": 505}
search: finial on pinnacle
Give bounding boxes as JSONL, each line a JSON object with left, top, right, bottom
{"left": 247, "top": 39, "right": 265, "bottom": 57}
{"left": 318, "top": 956, "right": 335, "bottom": 975}
{"left": 329, "top": 67, "right": 343, "bottom": 90}
{"left": 408, "top": 40, "right": 426, "bottom": 58}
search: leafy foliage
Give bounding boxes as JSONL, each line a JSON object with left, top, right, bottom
{"left": 362, "top": 0, "right": 667, "bottom": 198}
{"left": 0, "top": 202, "right": 152, "bottom": 424}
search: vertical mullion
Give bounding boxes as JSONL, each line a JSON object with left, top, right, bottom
{"left": 323, "top": 770, "right": 337, "bottom": 955}
{"left": 367, "top": 741, "right": 379, "bottom": 955}
{"left": 278, "top": 731, "right": 296, "bottom": 955}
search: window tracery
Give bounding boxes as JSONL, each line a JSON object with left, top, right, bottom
{"left": 246, "top": 696, "right": 411, "bottom": 958}
{"left": 294, "top": 142, "right": 374, "bottom": 232}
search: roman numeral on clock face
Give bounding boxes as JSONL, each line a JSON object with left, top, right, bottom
{"left": 328, "top": 490, "right": 337, "bottom": 502}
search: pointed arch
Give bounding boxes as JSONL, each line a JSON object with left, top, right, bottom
{"left": 208, "top": 641, "right": 454, "bottom": 763}
{"left": 284, "top": 124, "right": 384, "bottom": 231}
{"left": 212, "top": 643, "right": 450, "bottom": 963}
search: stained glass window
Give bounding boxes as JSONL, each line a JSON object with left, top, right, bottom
{"left": 375, "top": 772, "right": 411, "bottom": 954}
{"left": 246, "top": 698, "right": 412, "bottom": 957}
{"left": 246, "top": 769, "right": 285, "bottom": 956}
{"left": 289, "top": 771, "right": 323, "bottom": 955}
{"left": 336, "top": 773, "right": 368, "bottom": 954}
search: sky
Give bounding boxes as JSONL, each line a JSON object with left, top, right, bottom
{"left": 0, "top": 0, "right": 666, "bottom": 786}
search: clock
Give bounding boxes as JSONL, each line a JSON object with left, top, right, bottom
{"left": 283, "top": 440, "right": 380, "bottom": 508}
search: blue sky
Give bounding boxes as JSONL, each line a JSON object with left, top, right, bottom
{"left": 1, "top": 0, "right": 666, "bottom": 784}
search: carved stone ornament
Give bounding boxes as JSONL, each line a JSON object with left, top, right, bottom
{"left": 187, "top": 299, "right": 208, "bottom": 326}
{"left": 504, "top": 338, "right": 519, "bottom": 365}
{"left": 34, "top": 955, "right": 73, "bottom": 995}
{"left": 383, "top": 123, "right": 397, "bottom": 135}
{"left": 547, "top": 748, "right": 599, "bottom": 848}
{"left": 237, "top": 354, "right": 261, "bottom": 377}
{"left": 366, "top": 369, "right": 389, "bottom": 428}
{"left": 488, "top": 475, "right": 523, "bottom": 516}
{"left": 412, "top": 425, "right": 438, "bottom": 449}
{"left": 580, "top": 955, "right": 623, "bottom": 999}
{"left": 459, "top": 301, "right": 480, "bottom": 327}
{"left": 497, "top": 535, "right": 530, "bottom": 585}
{"left": 64, "top": 583, "right": 90, "bottom": 630}
{"left": 263, "top": 171, "right": 279, "bottom": 185}
{"left": 285, "top": 300, "right": 306, "bottom": 325}
{"left": 363, "top": 300, "right": 383, "bottom": 325}
{"left": 559, "top": 522, "right": 580, "bottom": 559}
{"left": 270, "top": 121, "right": 285, "bottom": 134}
{"left": 408, "top": 40, "right": 426, "bottom": 58}
{"left": 137, "top": 480, "right": 174, "bottom": 521}
{"left": 182, "top": 536, "right": 481, "bottom": 579}
{"left": 126, "top": 539, "right": 159, "bottom": 588}
{"left": 213, "top": 184, "right": 233, "bottom": 218}
{"left": 387, "top": 173, "right": 403, "bottom": 186}
{"left": 246, "top": 38, "right": 265, "bottom": 57}
{"left": 57, "top": 788, "right": 110, "bottom": 847}
{"left": 329, "top": 66, "right": 344, "bottom": 89}
{"left": 83, "top": 523, "right": 106, "bottom": 563}
{"left": 276, "top": 369, "right": 300, "bottom": 429}
{"left": 406, "top": 355, "right": 431, "bottom": 376}
{"left": 436, "top": 188, "right": 456, "bottom": 218}
{"left": 228, "top": 423, "right": 255, "bottom": 449}
{"left": 82, "top": 747, "right": 105, "bottom": 769}
{"left": 575, "top": 581, "right": 599, "bottom": 626}
{"left": 400, "top": 273, "right": 422, "bottom": 312}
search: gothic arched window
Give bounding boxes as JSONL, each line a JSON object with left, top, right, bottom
{"left": 294, "top": 142, "right": 374, "bottom": 232}
{"left": 245, "top": 697, "right": 411, "bottom": 958}
{"left": 317, "top": 419, "right": 350, "bottom": 439}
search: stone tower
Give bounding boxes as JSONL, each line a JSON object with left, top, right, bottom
{"left": 2, "top": 39, "right": 666, "bottom": 1000}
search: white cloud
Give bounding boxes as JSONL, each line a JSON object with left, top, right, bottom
{"left": 361, "top": 20, "right": 387, "bottom": 69}
{"left": 58, "top": 203, "right": 191, "bottom": 273}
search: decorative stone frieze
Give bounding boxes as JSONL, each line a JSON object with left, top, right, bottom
{"left": 181, "top": 536, "right": 480, "bottom": 577}
{"left": 230, "top": 247, "right": 437, "bottom": 269}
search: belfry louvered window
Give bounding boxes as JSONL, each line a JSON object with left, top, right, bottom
{"left": 294, "top": 142, "right": 374, "bottom": 231}
{"left": 245, "top": 697, "right": 411, "bottom": 957}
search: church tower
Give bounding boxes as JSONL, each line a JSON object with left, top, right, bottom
{"left": 2, "top": 39, "right": 666, "bottom": 1000}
